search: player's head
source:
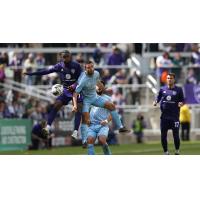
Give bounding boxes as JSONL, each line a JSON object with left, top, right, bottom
{"left": 60, "top": 50, "right": 71, "bottom": 63}
{"left": 166, "top": 73, "right": 175, "bottom": 87}
{"left": 85, "top": 60, "right": 94, "bottom": 76}
{"left": 96, "top": 80, "right": 105, "bottom": 95}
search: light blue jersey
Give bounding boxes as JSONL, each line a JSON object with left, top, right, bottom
{"left": 76, "top": 70, "right": 100, "bottom": 99}
{"left": 90, "top": 94, "right": 111, "bottom": 125}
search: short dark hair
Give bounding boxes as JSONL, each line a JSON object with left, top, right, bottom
{"left": 168, "top": 72, "right": 175, "bottom": 79}
{"left": 61, "top": 50, "right": 71, "bottom": 54}
{"left": 85, "top": 60, "right": 94, "bottom": 65}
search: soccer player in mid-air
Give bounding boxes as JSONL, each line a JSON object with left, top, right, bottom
{"left": 87, "top": 80, "right": 112, "bottom": 155}
{"left": 153, "top": 73, "right": 184, "bottom": 155}
{"left": 72, "top": 60, "right": 130, "bottom": 146}
{"left": 24, "top": 50, "right": 83, "bottom": 137}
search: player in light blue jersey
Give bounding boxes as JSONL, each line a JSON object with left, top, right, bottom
{"left": 72, "top": 61, "right": 130, "bottom": 146}
{"left": 87, "top": 81, "right": 112, "bottom": 155}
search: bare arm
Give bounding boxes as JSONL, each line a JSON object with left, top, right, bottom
{"left": 72, "top": 92, "right": 79, "bottom": 112}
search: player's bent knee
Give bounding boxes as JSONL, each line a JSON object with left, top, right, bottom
{"left": 87, "top": 137, "right": 95, "bottom": 144}
{"left": 54, "top": 101, "right": 63, "bottom": 110}
{"left": 104, "top": 102, "right": 116, "bottom": 111}
{"left": 98, "top": 136, "right": 107, "bottom": 145}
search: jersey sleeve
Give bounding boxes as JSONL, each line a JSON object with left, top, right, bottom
{"left": 156, "top": 88, "right": 162, "bottom": 103}
{"left": 75, "top": 77, "right": 85, "bottom": 94}
{"left": 26, "top": 64, "right": 60, "bottom": 76}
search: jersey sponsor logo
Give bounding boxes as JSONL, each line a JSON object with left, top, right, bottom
{"left": 71, "top": 69, "right": 75, "bottom": 74}
{"left": 193, "top": 85, "right": 200, "bottom": 103}
{"left": 65, "top": 74, "right": 71, "bottom": 79}
{"left": 166, "top": 95, "right": 171, "bottom": 101}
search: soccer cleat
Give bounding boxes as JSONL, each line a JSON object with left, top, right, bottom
{"left": 175, "top": 150, "right": 180, "bottom": 155}
{"left": 119, "top": 127, "right": 131, "bottom": 134}
{"left": 71, "top": 130, "right": 78, "bottom": 140}
{"left": 164, "top": 151, "right": 170, "bottom": 155}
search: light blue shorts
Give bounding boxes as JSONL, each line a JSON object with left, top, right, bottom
{"left": 87, "top": 124, "right": 109, "bottom": 139}
{"left": 82, "top": 95, "right": 107, "bottom": 113}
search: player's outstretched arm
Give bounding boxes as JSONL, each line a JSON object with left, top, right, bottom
{"left": 72, "top": 92, "right": 79, "bottom": 112}
{"left": 23, "top": 66, "right": 58, "bottom": 76}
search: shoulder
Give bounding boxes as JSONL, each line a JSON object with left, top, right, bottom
{"left": 71, "top": 61, "right": 81, "bottom": 68}
{"left": 102, "top": 94, "right": 111, "bottom": 101}
{"left": 175, "top": 85, "right": 183, "bottom": 92}
{"left": 94, "top": 70, "right": 100, "bottom": 76}
{"left": 53, "top": 62, "right": 63, "bottom": 70}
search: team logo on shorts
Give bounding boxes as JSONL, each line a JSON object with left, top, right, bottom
{"left": 193, "top": 85, "right": 200, "bottom": 103}
{"left": 166, "top": 95, "right": 171, "bottom": 101}
{"left": 65, "top": 74, "right": 71, "bottom": 79}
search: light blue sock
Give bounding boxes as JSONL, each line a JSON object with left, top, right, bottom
{"left": 110, "top": 110, "right": 123, "bottom": 129}
{"left": 88, "top": 144, "right": 95, "bottom": 155}
{"left": 102, "top": 144, "right": 112, "bottom": 155}
{"left": 81, "top": 124, "right": 88, "bottom": 144}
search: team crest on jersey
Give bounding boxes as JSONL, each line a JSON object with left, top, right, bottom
{"left": 71, "top": 69, "right": 75, "bottom": 74}
{"left": 163, "top": 91, "right": 166, "bottom": 93}
{"left": 65, "top": 74, "right": 71, "bottom": 79}
{"left": 172, "top": 91, "right": 177, "bottom": 95}
{"left": 166, "top": 95, "right": 171, "bottom": 101}
{"left": 193, "top": 85, "right": 200, "bottom": 103}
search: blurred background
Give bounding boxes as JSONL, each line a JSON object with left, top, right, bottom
{"left": 0, "top": 43, "right": 200, "bottom": 153}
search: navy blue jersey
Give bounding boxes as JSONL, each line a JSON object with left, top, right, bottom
{"left": 156, "top": 85, "right": 184, "bottom": 121}
{"left": 26, "top": 61, "right": 83, "bottom": 88}
{"left": 32, "top": 124, "right": 43, "bottom": 137}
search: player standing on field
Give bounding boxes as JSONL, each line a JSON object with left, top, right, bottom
{"left": 153, "top": 73, "right": 184, "bottom": 155}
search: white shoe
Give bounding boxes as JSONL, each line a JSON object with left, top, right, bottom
{"left": 164, "top": 151, "right": 169, "bottom": 155}
{"left": 71, "top": 130, "right": 78, "bottom": 139}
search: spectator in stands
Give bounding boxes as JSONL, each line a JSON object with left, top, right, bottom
{"left": 156, "top": 52, "right": 173, "bottom": 85}
{"left": 23, "top": 53, "right": 36, "bottom": 85}
{"left": 114, "top": 69, "right": 127, "bottom": 84}
{"left": 107, "top": 46, "right": 125, "bottom": 75}
{"left": 0, "top": 100, "right": 11, "bottom": 118}
{"left": 132, "top": 113, "right": 146, "bottom": 143}
{"left": 128, "top": 69, "right": 142, "bottom": 105}
{"left": 30, "top": 105, "right": 44, "bottom": 124}
{"left": 10, "top": 52, "right": 24, "bottom": 83}
{"left": 171, "top": 52, "right": 184, "bottom": 80}
{"left": 191, "top": 45, "right": 200, "bottom": 66}
{"left": 101, "top": 69, "right": 112, "bottom": 84}
{"left": 0, "top": 64, "right": 6, "bottom": 84}
{"left": 0, "top": 52, "right": 9, "bottom": 66}
{"left": 76, "top": 53, "right": 85, "bottom": 69}
{"left": 93, "top": 46, "right": 103, "bottom": 65}
{"left": 35, "top": 53, "right": 46, "bottom": 85}
{"left": 180, "top": 103, "right": 191, "bottom": 141}
{"left": 186, "top": 68, "right": 197, "bottom": 84}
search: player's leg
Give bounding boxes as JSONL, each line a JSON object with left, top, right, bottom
{"left": 93, "top": 96, "right": 130, "bottom": 133}
{"left": 186, "top": 122, "right": 190, "bottom": 141}
{"left": 98, "top": 126, "right": 111, "bottom": 155}
{"left": 72, "top": 101, "right": 82, "bottom": 139}
{"left": 181, "top": 123, "right": 184, "bottom": 141}
{"left": 87, "top": 125, "right": 97, "bottom": 155}
{"left": 46, "top": 90, "right": 73, "bottom": 136}
{"left": 172, "top": 120, "right": 180, "bottom": 155}
{"left": 160, "top": 119, "right": 169, "bottom": 154}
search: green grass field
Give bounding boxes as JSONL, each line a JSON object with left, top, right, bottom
{"left": 1, "top": 141, "right": 200, "bottom": 155}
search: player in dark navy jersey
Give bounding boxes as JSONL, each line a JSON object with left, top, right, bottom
{"left": 153, "top": 73, "right": 184, "bottom": 155}
{"left": 24, "top": 50, "right": 83, "bottom": 136}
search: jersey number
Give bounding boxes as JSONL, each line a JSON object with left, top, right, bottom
{"left": 174, "top": 122, "right": 179, "bottom": 128}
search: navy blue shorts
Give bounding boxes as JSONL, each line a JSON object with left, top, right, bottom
{"left": 160, "top": 118, "right": 180, "bottom": 132}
